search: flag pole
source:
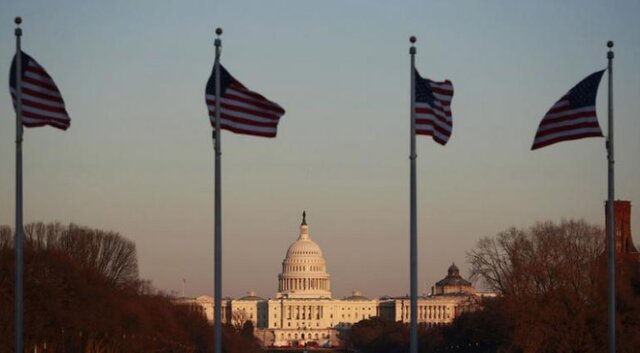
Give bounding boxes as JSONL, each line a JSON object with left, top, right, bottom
{"left": 409, "top": 35, "right": 418, "bottom": 353}
{"left": 605, "top": 40, "right": 616, "bottom": 353}
{"left": 14, "top": 16, "right": 24, "bottom": 353}
{"left": 213, "top": 27, "right": 223, "bottom": 353}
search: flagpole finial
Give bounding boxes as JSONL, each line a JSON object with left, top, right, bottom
{"left": 215, "top": 28, "right": 222, "bottom": 48}
{"left": 607, "top": 41, "right": 614, "bottom": 59}
{"left": 410, "top": 36, "right": 416, "bottom": 44}
{"left": 14, "top": 17, "right": 22, "bottom": 36}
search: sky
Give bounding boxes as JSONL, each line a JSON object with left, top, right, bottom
{"left": 1, "top": 1, "right": 639, "bottom": 300}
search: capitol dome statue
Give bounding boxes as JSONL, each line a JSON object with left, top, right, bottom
{"left": 277, "top": 211, "right": 331, "bottom": 299}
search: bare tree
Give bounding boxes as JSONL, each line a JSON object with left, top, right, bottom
{"left": 0, "top": 225, "right": 11, "bottom": 250}
{"left": 468, "top": 219, "right": 603, "bottom": 297}
{"left": 467, "top": 219, "right": 608, "bottom": 353}
{"left": 231, "top": 309, "right": 251, "bottom": 330}
{"left": 23, "top": 222, "right": 139, "bottom": 286}
{"left": 0, "top": 222, "right": 227, "bottom": 353}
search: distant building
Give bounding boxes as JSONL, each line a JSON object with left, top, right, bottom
{"left": 432, "top": 262, "right": 475, "bottom": 296}
{"left": 605, "top": 200, "right": 639, "bottom": 259}
{"left": 179, "top": 212, "right": 489, "bottom": 347}
{"left": 379, "top": 263, "right": 479, "bottom": 326}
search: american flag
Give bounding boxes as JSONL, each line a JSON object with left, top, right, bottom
{"left": 205, "top": 64, "right": 285, "bottom": 138}
{"left": 414, "top": 69, "right": 454, "bottom": 145}
{"left": 9, "top": 51, "right": 71, "bottom": 130}
{"left": 532, "top": 70, "right": 605, "bottom": 150}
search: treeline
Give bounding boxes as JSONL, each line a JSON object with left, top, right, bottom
{"left": 0, "top": 222, "right": 261, "bottom": 353}
{"left": 344, "top": 220, "right": 640, "bottom": 353}
{"left": 343, "top": 298, "right": 519, "bottom": 353}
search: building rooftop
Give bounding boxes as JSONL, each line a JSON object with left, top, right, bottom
{"left": 238, "top": 291, "right": 265, "bottom": 301}
{"left": 435, "top": 263, "right": 472, "bottom": 287}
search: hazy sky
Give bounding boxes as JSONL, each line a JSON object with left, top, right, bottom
{"left": 1, "top": 1, "right": 639, "bottom": 300}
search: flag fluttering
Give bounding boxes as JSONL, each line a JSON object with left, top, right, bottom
{"left": 9, "top": 51, "right": 71, "bottom": 130}
{"left": 532, "top": 70, "right": 605, "bottom": 150}
{"left": 205, "top": 64, "right": 285, "bottom": 137}
{"left": 414, "top": 69, "right": 453, "bottom": 145}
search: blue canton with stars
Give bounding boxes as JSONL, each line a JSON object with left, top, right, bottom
{"left": 414, "top": 69, "right": 436, "bottom": 106}
{"left": 206, "top": 64, "right": 235, "bottom": 96}
{"left": 568, "top": 69, "right": 606, "bottom": 107}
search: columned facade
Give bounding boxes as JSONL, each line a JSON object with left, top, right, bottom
{"left": 277, "top": 212, "right": 331, "bottom": 299}
{"left": 178, "top": 212, "right": 487, "bottom": 348}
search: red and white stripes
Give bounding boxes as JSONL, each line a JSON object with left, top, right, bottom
{"left": 10, "top": 52, "right": 70, "bottom": 130}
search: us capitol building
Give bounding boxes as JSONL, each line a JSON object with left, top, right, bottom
{"left": 179, "top": 212, "right": 490, "bottom": 347}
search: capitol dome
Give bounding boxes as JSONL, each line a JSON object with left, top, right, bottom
{"left": 277, "top": 212, "right": 331, "bottom": 299}
{"left": 285, "top": 229, "right": 323, "bottom": 258}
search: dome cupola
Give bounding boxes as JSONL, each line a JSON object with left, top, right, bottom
{"left": 448, "top": 263, "right": 460, "bottom": 277}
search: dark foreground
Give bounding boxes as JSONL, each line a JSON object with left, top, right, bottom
{"left": 265, "top": 349, "right": 346, "bottom": 353}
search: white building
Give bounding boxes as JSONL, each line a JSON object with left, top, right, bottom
{"left": 179, "top": 212, "right": 484, "bottom": 347}
{"left": 379, "top": 264, "right": 478, "bottom": 326}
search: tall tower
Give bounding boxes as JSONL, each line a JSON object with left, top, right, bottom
{"left": 277, "top": 212, "right": 332, "bottom": 299}
{"left": 605, "top": 200, "right": 638, "bottom": 255}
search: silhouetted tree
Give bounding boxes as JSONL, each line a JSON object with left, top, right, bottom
{"left": 467, "top": 219, "right": 640, "bottom": 353}
{"left": 25, "top": 222, "right": 139, "bottom": 287}
{"left": 241, "top": 320, "right": 255, "bottom": 338}
{"left": 218, "top": 323, "right": 263, "bottom": 353}
{"left": 345, "top": 317, "right": 409, "bottom": 353}
{"left": 0, "top": 222, "right": 223, "bottom": 353}
{"left": 439, "top": 297, "right": 515, "bottom": 353}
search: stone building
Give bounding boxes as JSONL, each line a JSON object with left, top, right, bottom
{"left": 432, "top": 262, "right": 475, "bottom": 296}
{"left": 605, "top": 200, "right": 639, "bottom": 259}
{"left": 378, "top": 263, "right": 479, "bottom": 326}
{"left": 179, "top": 212, "right": 486, "bottom": 347}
